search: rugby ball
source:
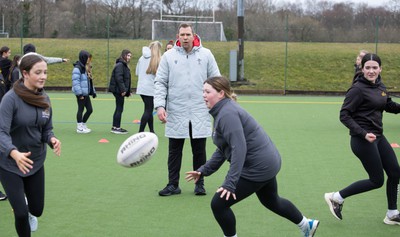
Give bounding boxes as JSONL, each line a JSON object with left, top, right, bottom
{"left": 117, "top": 132, "right": 158, "bottom": 168}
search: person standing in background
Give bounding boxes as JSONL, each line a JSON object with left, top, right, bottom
{"left": 136, "top": 41, "right": 162, "bottom": 133}
{"left": 22, "top": 44, "right": 69, "bottom": 65}
{"left": 7, "top": 54, "right": 21, "bottom": 91}
{"left": 108, "top": 49, "right": 132, "bottom": 134}
{"left": 0, "top": 46, "right": 12, "bottom": 81}
{"left": 72, "top": 50, "right": 96, "bottom": 134}
{"left": 154, "top": 23, "right": 221, "bottom": 196}
{"left": 165, "top": 40, "right": 174, "bottom": 52}
{"left": 354, "top": 49, "right": 368, "bottom": 75}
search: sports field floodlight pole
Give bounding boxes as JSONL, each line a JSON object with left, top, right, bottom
{"left": 237, "top": 0, "right": 245, "bottom": 81}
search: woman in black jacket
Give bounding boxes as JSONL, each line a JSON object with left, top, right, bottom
{"left": 108, "top": 49, "right": 132, "bottom": 134}
{"left": 325, "top": 53, "right": 400, "bottom": 226}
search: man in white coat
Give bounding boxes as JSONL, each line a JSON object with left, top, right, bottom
{"left": 154, "top": 23, "right": 221, "bottom": 196}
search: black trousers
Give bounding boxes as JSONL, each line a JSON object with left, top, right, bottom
{"left": 167, "top": 122, "right": 206, "bottom": 186}
{"left": 340, "top": 135, "right": 400, "bottom": 210}
{"left": 76, "top": 95, "right": 93, "bottom": 123}
{"left": 0, "top": 166, "right": 45, "bottom": 237}
{"left": 112, "top": 93, "right": 125, "bottom": 128}
{"left": 211, "top": 177, "right": 303, "bottom": 236}
{"left": 139, "top": 95, "right": 154, "bottom": 133}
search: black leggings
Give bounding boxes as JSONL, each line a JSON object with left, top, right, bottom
{"left": 139, "top": 95, "right": 154, "bottom": 133}
{"left": 112, "top": 93, "right": 125, "bottom": 128}
{"left": 211, "top": 176, "right": 303, "bottom": 236}
{"left": 340, "top": 135, "right": 400, "bottom": 209}
{"left": 0, "top": 166, "right": 45, "bottom": 237}
{"left": 76, "top": 95, "right": 93, "bottom": 123}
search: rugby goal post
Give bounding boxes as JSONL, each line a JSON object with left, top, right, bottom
{"left": 152, "top": 0, "right": 227, "bottom": 41}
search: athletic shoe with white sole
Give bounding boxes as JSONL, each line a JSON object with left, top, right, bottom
{"left": 0, "top": 191, "right": 7, "bottom": 201}
{"left": 324, "top": 192, "right": 343, "bottom": 220}
{"left": 111, "top": 127, "right": 128, "bottom": 134}
{"left": 76, "top": 123, "right": 91, "bottom": 134}
{"left": 383, "top": 214, "right": 400, "bottom": 225}
{"left": 29, "top": 212, "right": 38, "bottom": 232}
{"left": 301, "top": 219, "right": 320, "bottom": 237}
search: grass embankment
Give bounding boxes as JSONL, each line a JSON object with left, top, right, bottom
{"left": 3, "top": 38, "right": 400, "bottom": 92}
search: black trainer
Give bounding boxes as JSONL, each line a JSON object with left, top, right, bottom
{"left": 159, "top": 185, "right": 181, "bottom": 196}
{"left": 194, "top": 183, "right": 206, "bottom": 195}
{"left": 324, "top": 192, "right": 343, "bottom": 220}
{"left": 0, "top": 191, "right": 7, "bottom": 201}
{"left": 111, "top": 127, "right": 128, "bottom": 134}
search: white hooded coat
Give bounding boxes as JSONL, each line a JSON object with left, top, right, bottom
{"left": 154, "top": 36, "right": 220, "bottom": 138}
{"left": 135, "top": 46, "right": 155, "bottom": 96}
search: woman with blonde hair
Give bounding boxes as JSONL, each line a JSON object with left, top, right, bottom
{"left": 135, "top": 41, "right": 162, "bottom": 133}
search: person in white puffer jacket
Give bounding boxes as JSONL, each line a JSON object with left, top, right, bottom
{"left": 154, "top": 23, "right": 221, "bottom": 196}
{"left": 136, "top": 41, "right": 162, "bottom": 133}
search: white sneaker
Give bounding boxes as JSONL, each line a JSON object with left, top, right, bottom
{"left": 77, "top": 123, "right": 91, "bottom": 133}
{"left": 28, "top": 212, "right": 38, "bottom": 232}
{"left": 301, "top": 219, "right": 319, "bottom": 237}
{"left": 383, "top": 214, "right": 400, "bottom": 225}
{"left": 82, "top": 123, "right": 91, "bottom": 133}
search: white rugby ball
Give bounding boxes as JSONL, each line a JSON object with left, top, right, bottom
{"left": 117, "top": 132, "right": 158, "bottom": 168}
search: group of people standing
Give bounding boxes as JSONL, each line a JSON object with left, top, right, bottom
{"left": 1, "top": 23, "right": 400, "bottom": 237}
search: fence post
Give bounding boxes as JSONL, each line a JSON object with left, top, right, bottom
{"left": 375, "top": 16, "right": 379, "bottom": 54}
{"left": 284, "top": 14, "right": 288, "bottom": 95}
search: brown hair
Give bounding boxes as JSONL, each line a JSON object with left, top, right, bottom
{"left": 165, "top": 40, "right": 174, "bottom": 51}
{"left": 146, "top": 41, "right": 162, "bottom": 75}
{"left": 178, "top": 23, "right": 195, "bottom": 34}
{"left": 120, "top": 49, "right": 131, "bottom": 63}
{"left": 14, "top": 54, "right": 50, "bottom": 109}
{"left": 8, "top": 54, "right": 21, "bottom": 82}
{"left": 0, "top": 46, "right": 10, "bottom": 55}
{"left": 204, "top": 76, "right": 236, "bottom": 101}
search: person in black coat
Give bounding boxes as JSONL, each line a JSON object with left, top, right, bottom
{"left": 108, "top": 49, "right": 132, "bottom": 134}
{"left": 0, "top": 46, "right": 12, "bottom": 81}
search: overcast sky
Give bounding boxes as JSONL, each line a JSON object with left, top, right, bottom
{"left": 285, "top": 0, "right": 387, "bottom": 7}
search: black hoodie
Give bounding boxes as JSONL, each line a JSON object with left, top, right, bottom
{"left": 73, "top": 50, "right": 89, "bottom": 74}
{"left": 340, "top": 75, "right": 400, "bottom": 138}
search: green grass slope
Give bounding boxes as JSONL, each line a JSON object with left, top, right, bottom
{"left": 3, "top": 38, "right": 400, "bottom": 92}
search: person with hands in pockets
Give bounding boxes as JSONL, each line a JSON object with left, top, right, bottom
{"left": 72, "top": 50, "right": 96, "bottom": 134}
{"left": 0, "top": 53, "right": 61, "bottom": 237}
{"left": 186, "top": 76, "right": 319, "bottom": 237}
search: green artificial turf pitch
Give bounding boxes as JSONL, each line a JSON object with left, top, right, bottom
{"left": 1, "top": 93, "right": 400, "bottom": 236}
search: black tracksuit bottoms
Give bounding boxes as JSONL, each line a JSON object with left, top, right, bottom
{"left": 167, "top": 122, "right": 206, "bottom": 186}
{"left": 340, "top": 135, "right": 400, "bottom": 210}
